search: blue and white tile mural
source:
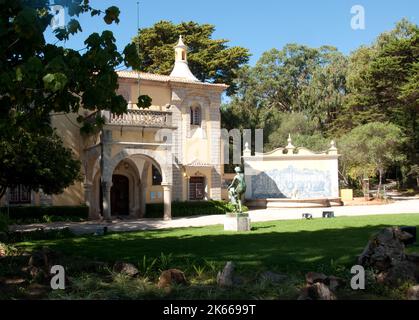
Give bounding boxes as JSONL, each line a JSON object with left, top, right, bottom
{"left": 251, "top": 166, "right": 332, "bottom": 199}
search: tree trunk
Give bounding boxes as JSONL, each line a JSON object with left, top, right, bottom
{"left": 376, "top": 169, "right": 383, "bottom": 199}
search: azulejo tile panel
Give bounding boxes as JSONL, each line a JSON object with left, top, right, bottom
{"left": 251, "top": 166, "right": 332, "bottom": 199}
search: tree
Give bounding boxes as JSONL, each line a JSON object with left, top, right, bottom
{"left": 131, "top": 21, "right": 250, "bottom": 95}
{"left": 339, "top": 122, "right": 406, "bottom": 197}
{"left": 222, "top": 44, "right": 346, "bottom": 149}
{"left": 0, "top": 125, "right": 81, "bottom": 199}
{"left": 339, "top": 19, "right": 419, "bottom": 180}
{"left": 0, "top": 1, "right": 145, "bottom": 199}
{"left": 407, "top": 165, "right": 419, "bottom": 187}
{"left": 266, "top": 113, "right": 329, "bottom": 152}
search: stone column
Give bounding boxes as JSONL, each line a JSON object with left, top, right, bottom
{"left": 161, "top": 183, "right": 172, "bottom": 221}
{"left": 101, "top": 181, "right": 112, "bottom": 221}
{"left": 139, "top": 181, "right": 147, "bottom": 218}
{"left": 84, "top": 183, "right": 99, "bottom": 220}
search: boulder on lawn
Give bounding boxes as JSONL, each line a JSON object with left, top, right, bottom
{"left": 157, "top": 269, "right": 187, "bottom": 289}
{"left": 113, "top": 262, "right": 139, "bottom": 277}
{"left": 0, "top": 243, "right": 6, "bottom": 258}
{"left": 217, "top": 261, "right": 235, "bottom": 288}
{"left": 28, "top": 247, "right": 61, "bottom": 269}
{"left": 326, "top": 276, "right": 345, "bottom": 291}
{"left": 298, "top": 282, "right": 337, "bottom": 300}
{"left": 305, "top": 272, "right": 328, "bottom": 285}
{"left": 376, "top": 261, "right": 417, "bottom": 286}
{"left": 407, "top": 285, "right": 419, "bottom": 300}
{"left": 358, "top": 227, "right": 412, "bottom": 270}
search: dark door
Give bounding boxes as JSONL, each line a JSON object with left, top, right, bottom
{"left": 189, "top": 177, "right": 205, "bottom": 200}
{"left": 111, "top": 175, "right": 129, "bottom": 216}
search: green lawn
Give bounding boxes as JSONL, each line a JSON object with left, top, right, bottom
{"left": 17, "top": 214, "right": 419, "bottom": 274}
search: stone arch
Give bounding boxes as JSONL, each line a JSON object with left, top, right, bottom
{"left": 104, "top": 148, "right": 172, "bottom": 185}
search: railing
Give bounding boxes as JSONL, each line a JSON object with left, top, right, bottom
{"left": 108, "top": 109, "right": 172, "bottom": 127}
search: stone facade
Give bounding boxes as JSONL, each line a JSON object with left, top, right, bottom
{"left": 243, "top": 137, "right": 340, "bottom": 203}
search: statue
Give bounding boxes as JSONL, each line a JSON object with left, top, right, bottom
{"left": 228, "top": 166, "right": 247, "bottom": 214}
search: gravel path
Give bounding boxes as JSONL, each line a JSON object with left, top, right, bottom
{"left": 10, "top": 198, "right": 419, "bottom": 235}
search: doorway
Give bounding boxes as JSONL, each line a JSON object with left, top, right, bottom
{"left": 189, "top": 177, "right": 205, "bottom": 200}
{"left": 111, "top": 175, "right": 130, "bottom": 216}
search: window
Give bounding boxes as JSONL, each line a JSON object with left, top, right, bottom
{"left": 190, "top": 105, "right": 201, "bottom": 126}
{"left": 9, "top": 185, "right": 31, "bottom": 204}
{"left": 152, "top": 165, "right": 162, "bottom": 185}
{"left": 189, "top": 177, "right": 205, "bottom": 200}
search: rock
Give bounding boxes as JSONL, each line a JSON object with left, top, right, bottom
{"left": 113, "top": 262, "right": 139, "bottom": 277}
{"left": 305, "top": 272, "right": 328, "bottom": 284}
{"left": 26, "top": 283, "right": 49, "bottom": 300}
{"left": 28, "top": 251, "right": 48, "bottom": 268}
{"left": 407, "top": 285, "right": 419, "bottom": 300}
{"left": 298, "top": 283, "right": 337, "bottom": 300}
{"left": 157, "top": 269, "right": 187, "bottom": 289}
{"left": 28, "top": 247, "right": 60, "bottom": 269}
{"left": 0, "top": 243, "right": 6, "bottom": 258}
{"left": 357, "top": 228, "right": 419, "bottom": 287}
{"left": 217, "top": 262, "right": 235, "bottom": 288}
{"left": 326, "top": 276, "right": 345, "bottom": 291}
{"left": 376, "top": 261, "right": 417, "bottom": 287}
{"left": 260, "top": 271, "right": 288, "bottom": 284}
{"left": 358, "top": 227, "right": 410, "bottom": 270}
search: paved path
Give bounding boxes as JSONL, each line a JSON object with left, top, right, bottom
{"left": 10, "top": 198, "right": 419, "bottom": 235}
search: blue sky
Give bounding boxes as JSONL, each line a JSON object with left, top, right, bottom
{"left": 45, "top": 0, "right": 418, "bottom": 65}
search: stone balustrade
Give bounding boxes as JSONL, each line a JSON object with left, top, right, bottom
{"left": 109, "top": 109, "right": 172, "bottom": 127}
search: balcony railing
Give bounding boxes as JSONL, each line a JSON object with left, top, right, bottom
{"left": 109, "top": 109, "right": 172, "bottom": 127}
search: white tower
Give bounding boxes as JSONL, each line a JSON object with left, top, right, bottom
{"left": 170, "top": 36, "right": 199, "bottom": 81}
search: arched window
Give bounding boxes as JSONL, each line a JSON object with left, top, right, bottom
{"left": 190, "top": 105, "right": 201, "bottom": 126}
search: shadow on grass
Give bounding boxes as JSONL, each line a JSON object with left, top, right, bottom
{"left": 18, "top": 222, "right": 419, "bottom": 274}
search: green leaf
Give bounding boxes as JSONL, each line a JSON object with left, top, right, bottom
{"left": 43, "top": 73, "right": 68, "bottom": 92}
{"left": 67, "top": 19, "right": 82, "bottom": 35}
{"left": 104, "top": 6, "right": 120, "bottom": 25}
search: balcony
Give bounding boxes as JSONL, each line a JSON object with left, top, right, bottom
{"left": 87, "top": 109, "right": 173, "bottom": 128}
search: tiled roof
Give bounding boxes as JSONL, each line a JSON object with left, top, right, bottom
{"left": 117, "top": 70, "right": 228, "bottom": 89}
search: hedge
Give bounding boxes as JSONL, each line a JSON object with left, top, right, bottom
{"left": 0, "top": 205, "right": 89, "bottom": 222}
{"left": 145, "top": 200, "right": 249, "bottom": 219}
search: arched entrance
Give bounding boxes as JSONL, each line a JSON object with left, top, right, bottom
{"left": 111, "top": 175, "right": 129, "bottom": 216}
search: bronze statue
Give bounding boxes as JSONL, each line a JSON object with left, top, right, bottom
{"left": 228, "top": 166, "right": 247, "bottom": 213}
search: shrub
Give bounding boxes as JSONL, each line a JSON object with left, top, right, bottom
{"left": 145, "top": 200, "right": 248, "bottom": 219}
{"left": 0, "top": 213, "right": 9, "bottom": 233}
{"left": 3, "top": 205, "right": 88, "bottom": 223}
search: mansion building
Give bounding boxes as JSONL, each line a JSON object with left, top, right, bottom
{"left": 1, "top": 36, "right": 230, "bottom": 220}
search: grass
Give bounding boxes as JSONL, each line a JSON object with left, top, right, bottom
{"left": 16, "top": 213, "right": 419, "bottom": 275}
{"left": 3, "top": 213, "right": 418, "bottom": 300}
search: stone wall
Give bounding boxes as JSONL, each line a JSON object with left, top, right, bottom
{"left": 243, "top": 138, "right": 340, "bottom": 200}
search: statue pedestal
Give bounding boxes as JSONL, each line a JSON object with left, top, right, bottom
{"left": 224, "top": 214, "right": 251, "bottom": 232}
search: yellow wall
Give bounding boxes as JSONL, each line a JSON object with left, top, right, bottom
{"left": 50, "top": 112, "right": 85, "bottom": 206}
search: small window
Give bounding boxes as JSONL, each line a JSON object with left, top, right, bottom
{"left": 182, "top": 51, "right": 186, "bottom": 61}
{"left": 190, "top": 105, "right": 201, "bottom": 126}
{"left": 152, "top": 165, "right": 162, "bottom": 186}
{"left": 9, "top": 185, "right": 31, "bottom": 204}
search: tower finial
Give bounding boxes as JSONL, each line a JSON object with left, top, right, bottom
{"left": 170, "top": 35, "right": 199, "bottom": 81}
